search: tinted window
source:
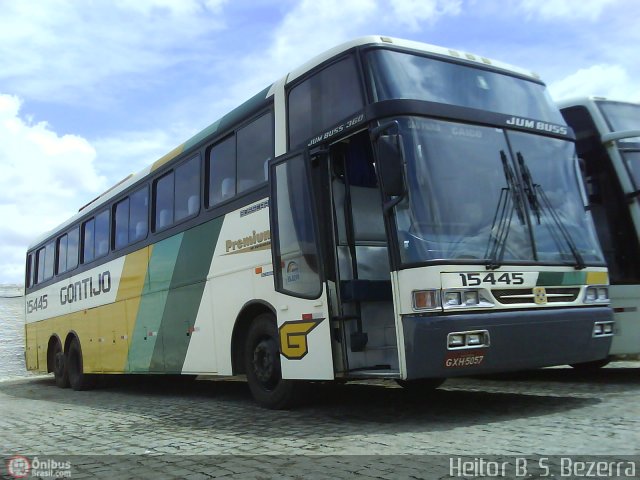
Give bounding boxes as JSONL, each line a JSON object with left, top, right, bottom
{"left": 272, "top": 154, "right": 322, "bottom": 298}
{"left": 57, "top": 234, "right": 68, "bottom": 274}
{"left": 82, "top": 219, "right": 95, "bottom": 263}
{"left": 237, "top": 112, "right": 274, "bottom": 192}
{"left": 208, "top": 136, "right": 236, "bottom": 207}
{"left": 67, "top": 227, "right": 79, "bottom": 270}
{"left": 44, "top": 241, "right": 55, "bottom": 281}
{"left": 95, "top": 210, "right": 110, "bottom": 259}
{"left": 114, "top": 197, "right": 130, "bottom": 250}
{"left": 155, "top": 172, "right": 174, "bottom": 230}
{"left": 367, "top": 49, "right": 564, "bottom": 124}
{"left": 26, "top": 254, "right": 34, "bottom": 288}
{"left": 288, "top": 56, "right": 363, "bottom": 148}
{"left": 83, "top": 210, "right": 109, "bottom": 262}
{"left": 175, "top": 156, "right": 200, "bottom": 221}
{"left": 130, "top": 186, "right": 148, "bottom": 242}
{"left": 36, "top": 248, "right": 46, "bottom": 284}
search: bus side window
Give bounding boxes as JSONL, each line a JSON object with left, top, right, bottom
{"left": 43, "top": 241, "right": 55, "bottom": 281}
{"left": 207, "top": 135, "right": 236, "bottom": 207}
{"left": 237, "top": 111, "right": 273, "bottom": 193}
{"left": 57, "top": 234, "right": 68, "bottom": 274}
{"left": 26, "top": 253, "right": 34, "bottom": 288}
{"left": 130, "top": 186, "right": 148, "bottom": 242}
{"left": 114, "top": 197, "right": 130, "bottom": 250}
{"left": 175, "top": 155, "right": 200, "bottom": 221}
{"left": 83, "top": 218, "right": 95, "bottom": 264}
{"left": 288, "top": 55, "right": 363, "bottom": 149}
{"left": 95, "top": 210, "right": 110, "bottom": 259}
{"left": 36, "top": 247, "right": 46, "bottom": 284}
{"left": 154, "top": 172, "right": 175, "bottom": 230}
{"left": 67, "top": 227, "right": 79, "bottom": 270}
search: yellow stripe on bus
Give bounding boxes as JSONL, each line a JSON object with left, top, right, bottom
{"left": 586, "top": 271, "right": 609, "bottom": 285}
{"left": 151, "top": 144, "right": 185, "bottom": 172}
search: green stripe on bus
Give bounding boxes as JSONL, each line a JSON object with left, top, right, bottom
{"left": 150, "top": 217, "right": 224, "bottom": 373}
{"left": 128, "top": 234, "right": 184, "bottom": 372}
{"left": 536, "top": 271, "right": 586, "bottom": 286}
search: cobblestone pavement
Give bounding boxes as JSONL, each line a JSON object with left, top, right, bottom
{"left": 1, "top": 362, "right": 638, "bottom": 479}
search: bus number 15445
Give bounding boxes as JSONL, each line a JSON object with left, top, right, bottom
{"left": 459, "top": 272, "right": 525, "bottom": 287}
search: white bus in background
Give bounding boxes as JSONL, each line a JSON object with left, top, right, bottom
{"left": 559, "top": 98, "right": 640, "bottom": 363}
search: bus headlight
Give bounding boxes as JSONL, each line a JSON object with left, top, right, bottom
{"left": 441, "top": 289, "right": 493, "bottom": 309}
{"left": 412, "top": 289, "right": 494, "bottom": 311}
{"left": 585, "top": 286, "right": 609, "bottom": 303}
{"left": 444, "top": 291, "right": 462, "bottom": 306}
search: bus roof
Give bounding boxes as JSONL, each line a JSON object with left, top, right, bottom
{"left": 29, "top": 35, "right": 544, "bottom": 250}
{"left": 558, "top": 96, "right": 640, "bottom": 108}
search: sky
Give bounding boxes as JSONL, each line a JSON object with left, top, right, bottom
{"left": 1, "top": 0, "right": 639, "bottom": 284}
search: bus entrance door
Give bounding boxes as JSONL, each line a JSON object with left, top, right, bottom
{"left": 329, "top": 134, "right": 400, "bottom": 377}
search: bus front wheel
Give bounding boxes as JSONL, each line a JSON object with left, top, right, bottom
{"left": 66, "top": 338, "right": 96, "bottom": 391}
{"left": 244, "top": 314, "right": 297, "bottom": 409}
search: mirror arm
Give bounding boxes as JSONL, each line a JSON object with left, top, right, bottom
{"left": 383, "top": 195, "right": 404, "bottom": 214}
{"left": 371, "top": 120, "right": 399, "bottom": 140}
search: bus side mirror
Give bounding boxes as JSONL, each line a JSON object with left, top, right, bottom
{"left": 376, "top": 134, "right": 405, "bottom": 197}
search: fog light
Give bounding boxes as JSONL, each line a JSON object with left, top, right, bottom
{"left": 466, "top": 333, "right": 482, "bottom": 345}
{"left": 449, "top": 334, "right": 464, "bottom": 347}
{"left": 413, "top": 290, "right": 439, "bottom": 310}
{"left": 597, "top": 287, "right": 609, "bottom": 301}
{"left": 593, "top": 324, "right": 603, "bottom": 335}
{"left": 464, "top": 290, "right": 479, "bottom": 305}
{"left": 603, "top": 323, "right": 613, "bottom": 334}
{"left": 444, "top": 291, "right": 462, "bottom": 306}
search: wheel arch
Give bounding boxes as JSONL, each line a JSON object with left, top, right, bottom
{"left": 46, "top": 334, "right": 63, "bottom": 373}
{"left": 231, "top": 300, "right": 276, "bottom": 375}
{"left": 63, "top": 330, "right": 81, "bottom": 354}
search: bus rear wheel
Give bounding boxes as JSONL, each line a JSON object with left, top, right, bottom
{"left": 244, "top": 314, "right": 297, "bottom": 409}
{"left": 66, "top": 338, "right": 96, "bottom": 391}
{"left": 52, "top": 342, "right": 69, "bottom": 389}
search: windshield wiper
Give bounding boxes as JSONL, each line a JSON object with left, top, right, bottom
{"left": 485, "top": 151, "right": 525, "bottom": 270}
{"left": 516, "top": 152, "right": 585, "bottom": 270}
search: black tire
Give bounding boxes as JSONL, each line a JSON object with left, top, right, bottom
{"left": 52, "top": 342, "right": 69, "bottom": 389}
{"left": 570, "top": 358, "right": 611, "bottom": 371}
{"left": 66, "top": 338, "right": 96, "bottom": 391}
{"left": 396, "top": 378, "right": 445, "bottom": 392}
{"left": 244, "top": 313, "right": 298, "bottom": 409}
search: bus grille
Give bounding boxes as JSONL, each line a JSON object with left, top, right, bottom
{"left": 492, "top": 287, "right": 581, "bottom": 305}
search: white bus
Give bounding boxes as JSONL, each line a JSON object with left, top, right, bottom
{"left": 25, "top": 36, "right": 613, "bottom": 409}
{"left": 559, "top": 97, "right": 640, "bottom": 363}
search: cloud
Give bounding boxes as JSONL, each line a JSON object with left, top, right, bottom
{"left": 0, "top": 94, "right": 106, "bottom": 283}
{"left": 548, "top": 64, "right": 640, "bottom": 102}
{"left": 222, "top": 0, "right": 463, "bottom": 112}
{"left": 92, "top": 125, "right": 195, "bottom": 181}
{"left": 0, "top": 0, "right": 228, "bottom": 105}
{"left": 515, "top": 0, "right": 619, "bottom": 21}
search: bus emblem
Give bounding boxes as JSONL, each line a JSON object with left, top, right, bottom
{"left": 279, "top": 318, "right": 323, "bottom": 360}
{"left": 533, "top": 287, "right": 547, "bottom": 305}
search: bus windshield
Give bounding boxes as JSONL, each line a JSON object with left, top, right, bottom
{"left": 597, "top": 101, "right": 640, "bottom": 187}
{"left": 367, "top": 49, "right": 564, "bottom": 123}
{"left": 392, "top": 117, "right": 604, "bottom": 266}
{"left": 597, "top": 101, "right": 640, "bottom": 135}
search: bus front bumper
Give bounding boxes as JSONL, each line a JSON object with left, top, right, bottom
{"left": 402, "top": 306, "right": 613, "bottom": 379}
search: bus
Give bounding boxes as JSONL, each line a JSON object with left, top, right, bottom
{"left": 25, "top": 36, "right": 614, "bottom": 409}
{"left": 559, "top": 97, "right": 640, "bottom": 364}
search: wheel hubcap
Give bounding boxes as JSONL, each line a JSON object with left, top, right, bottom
{"left": 252, "top": 338, "right": 279, "bottom": 388}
